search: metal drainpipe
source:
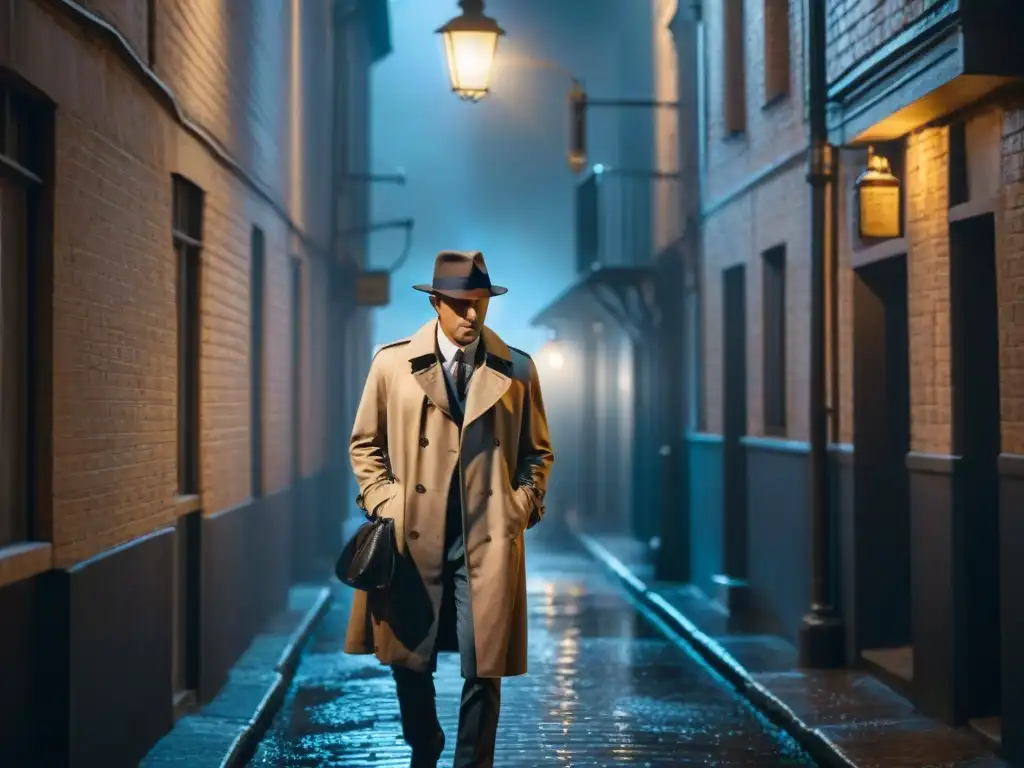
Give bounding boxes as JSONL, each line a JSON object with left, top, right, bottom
{"left": 798, "top": 0, "right": 844, "bottom": 669}
{"left": 695, "top": 1, "right": 707, "bottom": 211}
{"left": 695, "top": 0, "right": 707, "bottom": 435}
{"left": 829, "top": 147, "right": 840, "bottom": 446}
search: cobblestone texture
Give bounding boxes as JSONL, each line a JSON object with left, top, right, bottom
{"left": 248, "top": 543, "right": 818, "bottom": 767}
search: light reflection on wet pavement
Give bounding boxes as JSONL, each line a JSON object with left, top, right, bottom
{"left": 249, "top": 544, "right": 817, "bottom": 766}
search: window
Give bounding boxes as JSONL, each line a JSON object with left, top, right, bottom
{"left": 0, "top": 87, "right": 47, "bottom": 547}
{"left": 250, "top": 227, "right": 265, "bottom": 498}
{"left": 723, "top": 0, "right": 747, "bottom": 135}
{"left": 762, "top": 245, "right": 787, "bottom": 435}
{"left": 763, "top": 0, "right": 790, "bottom": 104}
{"left": 172, "top": 175, "right": 203, "bottom": 496}
{"left": 171, "top": 174, "right": 202, "bottom": 711}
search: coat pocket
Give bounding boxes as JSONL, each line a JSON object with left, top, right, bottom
{"left": 376, "top": 482, "right": 403, "bottom": 519}
{"left": 508, "top": 485, "right": 532, "bottom": 535}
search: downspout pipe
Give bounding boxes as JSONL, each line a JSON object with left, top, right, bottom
{"left": 798, "top": 0, "right": 844, "bottom": 668}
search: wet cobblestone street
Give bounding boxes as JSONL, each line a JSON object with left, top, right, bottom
{"left": 249, "top": 543, "right": 818, "bottom": 767}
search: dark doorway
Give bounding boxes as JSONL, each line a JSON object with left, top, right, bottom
{"left": 853, "top": 254, "right": 912, "bottom": 688}
{"left": 171, "top": 510, "right": 201, "bottom": 718}
{"left": 950, "top": 214, "right": 1001, "bottom": 726}
{"left": 717, "top": 265, "right": 748, "bottom": 615}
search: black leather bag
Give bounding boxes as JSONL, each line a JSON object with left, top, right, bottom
{"left": 335, "top": 515, "right": 396, "bottom": 591}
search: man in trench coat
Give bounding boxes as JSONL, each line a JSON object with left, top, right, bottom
{"left": 344, "top": 250, "right": 555, "bottom": 768}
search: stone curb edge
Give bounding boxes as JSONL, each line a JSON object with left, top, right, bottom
{"left": 222, "top": 585, "right": 334, "bottom": 768}
{"left": 576, "top": 533, "right": 859, "bottom": 768}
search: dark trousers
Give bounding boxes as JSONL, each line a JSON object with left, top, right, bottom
{"left": 393, "top": 554, "right": 501, "bottom": 767}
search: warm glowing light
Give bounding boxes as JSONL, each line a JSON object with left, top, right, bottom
{"left": 538, "top": 340, "right": 570, "bottom": 373}
{"left": 855, "top": 146, "right": 901, "bottom": 240}
{"left": 437, "top": 2, "right": 505, "bottom": 102}
{"left": 443, "top": 31, "right": 499, "bottom": 100}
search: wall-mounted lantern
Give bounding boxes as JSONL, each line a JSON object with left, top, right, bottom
{"left": 437, "top": 0, "right": 505, "bottom": 102}
{"left": 855, "top": 147, "right": 901, "bottom": 240}
{"left": 355, "top": 269, "right": 391, "bottom": 307}
{"left": 569, "top": 80, "right": 588, "bottom": 173}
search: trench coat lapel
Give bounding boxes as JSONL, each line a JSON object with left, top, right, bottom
{"left": 406, "top": 321, "right": 513, "bottom": 427}
{"left": 463, "top": 326, "right": 513, "bottom": 428}
{"left": 406, "top": 321, "right": 453, "bottom": 419}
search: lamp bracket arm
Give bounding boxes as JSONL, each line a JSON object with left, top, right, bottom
{"left": 586, "top": 98, "right": 680, "bottom": 110}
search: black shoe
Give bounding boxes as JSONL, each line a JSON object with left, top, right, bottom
{"left": 410, "top": 731, "right": 445, "bottom": 768}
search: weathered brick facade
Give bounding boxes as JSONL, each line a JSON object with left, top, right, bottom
{"left": 0, "top": 0, "right": 381, "bottom": 763}
{"left": 2, "top": 0, "right": 336, "bottom": 567}
{"left": 826, "top": 0, "right": 945, "bottom": 85}
{"left": 1000, "top": 104, "right": 1024, "bottom": 454}
{"left": 904, "top": 126, "right": 953, "bottom": 454}
{"left": 700, "top": 0, "right": 810, "bottom": 440}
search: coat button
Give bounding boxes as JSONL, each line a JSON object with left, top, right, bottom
{"left": 493, "top": 438, "right": 500, "bottom": 446}
{"left": 419, "top": 437, "right": 429, "bottom": 447}
{"left": 485, "top": 489, "right": 493, "bottom": 497}
{"left": 408, "top": 530, "right": 420, "bottom": 540}
{"left": 415, "top": 484, "right": 426, "bottom": 493}
{"left": 484, "top": 534, "right": 492, "bottom": 543}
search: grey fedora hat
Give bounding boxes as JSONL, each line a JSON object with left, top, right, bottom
{"left": 413, "top": 250, "right": 508, "bottom": 299}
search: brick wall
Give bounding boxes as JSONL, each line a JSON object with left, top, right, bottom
{"left": 153, "top": 0, "right": 335, "bottom": 243}
{"left": 836, "top": 107, "right": 1024, "bottom": 457}
{"left": 700, "top": 0, "right": 811, "bottom": 440}
{"left": 704, "top": 0, "right": 806, "bottom": 203}
{"left": 826, "top": 0, "right": 946, "bottom": 85}
{"left": 702, "top": 167, "right": 810, "bottom": 439}
{"left": 836, "top": 152, "right": 858, "bottom": 446}
{"left": 79, "top": 0, "right": 150, "bottom": 62}
{"left": 1000, "top": 104, "right": 1024, "bottom": 454}
{"left": 904, "top": 127, "right": 953, "bottom": 454}
{"left": 7, "top": 0, "right": 335, "bottom": 566}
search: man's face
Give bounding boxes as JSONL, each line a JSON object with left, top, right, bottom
{"left": 432, "top": 294, "right": 489, "bottom": 346}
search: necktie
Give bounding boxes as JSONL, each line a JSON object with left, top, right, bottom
{"left": 453, "top": 349, "right": 467, "bottom": 401}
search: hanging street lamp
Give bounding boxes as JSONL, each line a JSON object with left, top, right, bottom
{"left": 854, "top": 147, "right": 902, "bottom": 240}
{"left": 436, "top": 0, "right": 505, "bottom": 102}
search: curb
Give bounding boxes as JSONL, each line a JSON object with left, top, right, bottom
{"left": 576, "top": 532, "right": 857, "bottom": 768}
{"left": 224, "top": 585, "right": 333, "bottom": 768}
{"left": 142, "top": 585, "right": 334, "bottom": 768}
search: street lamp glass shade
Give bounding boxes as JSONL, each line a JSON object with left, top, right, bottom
{"left": 437, "top": 8, "right": 505, "bottom": 102}
{"left": 855, "top": 148, "right": 902, "bottom": 240}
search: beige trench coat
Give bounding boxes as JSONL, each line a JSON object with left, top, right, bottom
{"left": 343, "top": 320, "right": 554, "bottom": 678}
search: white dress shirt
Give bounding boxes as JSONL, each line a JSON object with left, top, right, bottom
{"left": 436, "top": 322, "right": 479, "bottom": 410}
